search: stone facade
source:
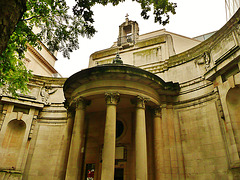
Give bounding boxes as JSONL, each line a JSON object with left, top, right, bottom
{"left": 24, "top": 42, "right": 59, "bottom": 77}
{"left": 1, "top": 9, "right": 240, "bottom": 180}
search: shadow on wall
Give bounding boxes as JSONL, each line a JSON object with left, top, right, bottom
{"left": 227, "top": 86, "right": 240, "bottom": 156}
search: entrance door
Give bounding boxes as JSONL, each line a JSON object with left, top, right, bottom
{"left": 114, "top": 168, "right": 124, "bottom": 180}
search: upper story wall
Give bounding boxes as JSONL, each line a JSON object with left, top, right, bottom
{"left": 23, "top": 42, "right": 59, "bottom": 77}
{"left": 138, "top": 29, "right": 200, "bottom": 54}
{"left": 88, "top": 22, "right": 200, "bottom": 76}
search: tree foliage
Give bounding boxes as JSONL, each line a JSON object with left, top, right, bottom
{"left": 0, "top": 0, "right": 176, "bottom": 96}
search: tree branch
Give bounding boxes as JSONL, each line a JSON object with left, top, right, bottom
{"left": 21, "top": 15, "right": 40, "bottom": 21}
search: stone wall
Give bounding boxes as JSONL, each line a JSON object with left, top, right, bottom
{"left": 0, "top": 76, "right": 67, "bottom": 179}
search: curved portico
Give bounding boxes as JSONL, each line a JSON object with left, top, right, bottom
{"left": 63, "top": 62, "right": 179, "bottom": 180}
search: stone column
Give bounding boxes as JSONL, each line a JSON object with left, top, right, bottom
{"left": 65, "top": 98, "right": 88, "bottom": 180}
{"left": 134, "top": 95, "right": 148, "bottom": 180}
{"left": 153, "top": 107, "right": 163, "bottom": 179}
{"left": 101, "top": 92, "right": 120, "bottom": 180}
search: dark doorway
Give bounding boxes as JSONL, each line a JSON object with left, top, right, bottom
{"left": 114, "top": 168, "right": 124, "bottom": 180}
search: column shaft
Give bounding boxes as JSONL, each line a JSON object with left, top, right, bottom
{"left": 153, "top": 108, "right": 163, "bottom": 179}
{"left": 135, "top": 96, "right": 148, "bottom": 180}
{"left": 101, "top": 93, "right": 119, "bottom": 180}
{"left": 66, "top": 99, "right": 86, "bottom": 180}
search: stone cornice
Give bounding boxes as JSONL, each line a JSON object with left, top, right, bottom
{"left": 38, "top": 41, "right": 57, "bottom": 61}
{"left": 63, "top": 64, "right": 180, "bottom": 102}
{"left": 27, "top": 44, "right": 58, "bottom": 74}
{"left": 30, "top": 75, "right": 67, "bottom": 86}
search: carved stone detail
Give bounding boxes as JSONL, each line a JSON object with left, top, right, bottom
{"left": 28, "top": 115, "right": 38, "bottom": 139}
{"left": 153, "top": 107, "right": 162, "bottom": 118}
{"left": 105, "top": 92, "right": 120, "bottom": 105}
{"left": 70, "top": 97, "right": 91, "bottom": 110}
{"left": 215, "top": 89, "right": 225, "bottom": 120}
{"left": 203, "top": 51, "right": 211, "bottom": 71}
{"left": 76, "top": 98, "right": 87, "bottom": 110}
{"left": 131, "top": 95, "right": 148, "bottom": 109}
{"left": 40, "top": 85, "right": 58, "bottom": 105}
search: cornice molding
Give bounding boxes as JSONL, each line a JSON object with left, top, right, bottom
{"left": 27, "top": 44, "right": 58, "bottom": 74}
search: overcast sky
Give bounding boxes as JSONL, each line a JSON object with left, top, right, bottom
{"left": 55, "top": 0, "right": 226, "bottom": 77}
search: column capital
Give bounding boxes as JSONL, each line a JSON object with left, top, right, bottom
{"left": 131, "top": 95, "right": 148, "bottom": 109}
{"left": 160, "top": 104, "right": 167, "bottom": 108}
{"left": 105, "top": 92, "right": 120, "bottom": 105}
{"left": 153, "top": 107, "right": 162, "bottom": 118}
{"left": 71, "top": 97, "right": 91, "bottom": 110}
{"left": 67, "top": 111, "right": 74, "bottom": 118}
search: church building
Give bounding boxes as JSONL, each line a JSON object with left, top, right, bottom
{"left": 1, "top": 8, "right": 240, "bottom": 180}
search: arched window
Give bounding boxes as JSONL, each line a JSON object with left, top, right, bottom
{"left": 116, "top": 120, "right": 124, "bottom": 139}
